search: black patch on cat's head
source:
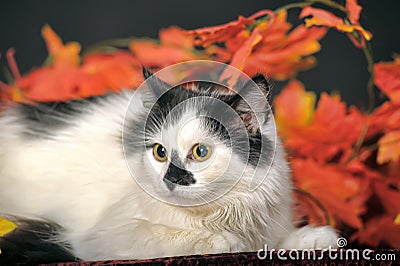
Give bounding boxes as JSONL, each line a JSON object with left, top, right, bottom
{"left": 0, "top": 218, "right": 79, "bottom": 264}
{"left": 229, "top": 74, "right": 272, "bottom": 136}
{"left": 198, "top": 74, "right": 273, "bottom": 167}
{"left": 125, "top": 71, "right": 274, "bottom": 167}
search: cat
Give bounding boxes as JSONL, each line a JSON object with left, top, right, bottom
{"left": 0, "top": 68, "right": 338, "bottom": 263}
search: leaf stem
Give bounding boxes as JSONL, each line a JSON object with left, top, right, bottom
{"left": 294, "top": 188, "right": 331, "bottom": 226}
{"left": 362, "top": 40, "right": 376, "bottom": 112}
{"left": 345, "top": 124, "right": 369, "bottom": 163}
{"left": 82, "top": 37, "right": 142, "bottom": 56}
{"left": 309, "top": 0, "right": 348, "bottom": 14}
{"left": 275, "top": 0, "right": 348, "bottom": 14}
{"left": 274, "top": 2, "right": 310, "bottom": 13}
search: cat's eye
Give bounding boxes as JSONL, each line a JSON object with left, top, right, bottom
{"left": 192, "top": 144, "right": 212, "bottom": 162}
{"left": 153, "top": 143, "right": 167, "bottom": 162}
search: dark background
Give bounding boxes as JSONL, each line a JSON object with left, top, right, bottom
{"left": 1, "top": 0, "right": 399, "bottom": 107}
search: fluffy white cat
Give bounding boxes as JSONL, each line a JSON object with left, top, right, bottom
{"left": 0, "top": 69, "right": 337, "bottom": 263}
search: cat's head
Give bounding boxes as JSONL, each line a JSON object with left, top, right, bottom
{"left": 123, "top": 68, "right": 276, "bottom": 206}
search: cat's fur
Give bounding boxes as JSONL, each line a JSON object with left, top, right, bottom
{"left": 0, "top": 70, "right": 337, "bottom": 262}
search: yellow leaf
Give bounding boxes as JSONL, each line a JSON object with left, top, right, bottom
{"left": 274, "top": 80, "right": 316, "bottom": 133}
{"left": 395, "top": 214, "right": 400, "bottom": 225}
{"left": 377, "top": 130, "right": 400, "bottom": 164}
{"left": 0, "top": 217, "right": 17, "bottom": 237}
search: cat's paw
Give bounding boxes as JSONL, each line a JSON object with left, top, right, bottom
{"left": 280, "top": 225, "right": 338, "bottom": 250}
{"left": 194, "top": 232, "right": 244, "bottom": 254}
{"left": 212, "top": 232, "right": 246, "bottom": 252}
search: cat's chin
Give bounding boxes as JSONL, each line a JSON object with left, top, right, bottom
{"left": 155, "top": 185, "right": 218, "bottom": 207}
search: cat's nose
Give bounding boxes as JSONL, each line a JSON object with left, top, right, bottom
{"left": 163, "top": 164, "right": 196, "bottom": 191}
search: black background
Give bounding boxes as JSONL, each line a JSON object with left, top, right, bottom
{"left": 1, "top": 0, "right": 399, "bottom": 107}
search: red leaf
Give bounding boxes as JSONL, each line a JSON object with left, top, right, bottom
{"left": 292, "top": 159, "right": 367, "bottom": 228}
{"left": 353, "top": 216, "right": 400, "bottom": 248}
{"left": 299, "top": 6, "right": 372, "bottom": 47}
{"left": 374, "top": 56, "right": 400, "bottom": 103}
{"left": 189, "top": 10, "right": 272, "bottom": 47}
{"left": 219, "top": 27, "right": 262, "bottom": 86}
{"left": 346, "top": 0, "right": 362, "bottom": 24}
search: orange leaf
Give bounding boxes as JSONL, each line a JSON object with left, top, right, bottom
{"left": 219, "top": 27, "right": 262, "bottom": 86}
{"left": 274, "top": 80, "right": 315, "bottom": 135}
{"left": 159, "top": 26, "right": 193, "bottom": 49}
{"left": 292, "top": 159, "right": 366, "bottom": 228}
{"left": 42, "top": 25, "right": 81, "bottom": 67}
{"left": 15, "top": 51, "right": 142, "bottom": 102}
{"left": 130, "top": 26, "right": 202, "bottom": 67}
{"left": 299, "top": 6, "right": 372, "bottom": 45}
{"left": 243, "top": 11, "right": 326, "bottom": 79}
{"left": 346, "top": 0, "right": 362, "bottom": 24}
{"left": 130, "top": 41, "right": 197, "bottom": 67}
{"left": 353, "top": 216, "right": 400, "bottom": 248}
{"left": 275, "top": 83, "right": 366, "bottom": 163}
{"left": 377, "top": 130, "right": 400, "bottom": 164}
{"left": 368, "top": 102, "right": 400, "bottom": 135}
{"left": 16, "top": 67, "right": 83, "bottom": 101}
{"left": 189, "top": 10, "right": 272, "bottom": 47}
{"left": 374, "top": 181, "right": 400, "bottom": 215}
{"left": 374, "top": 56, "right": 400, "bottom": 103}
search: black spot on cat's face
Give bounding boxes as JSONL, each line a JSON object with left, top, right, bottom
{"left": 163, "top": 150, "right": 196, "bottom": 191}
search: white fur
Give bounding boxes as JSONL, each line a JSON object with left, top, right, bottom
{"left": 0, "top": 89, "right": 338, "bottom": 260}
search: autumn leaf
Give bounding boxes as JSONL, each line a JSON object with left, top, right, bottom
{"left": 188, "top": 10, "right": 272, "bottom": 47}
{"left": 130, "top": 26, "right": 200, "bottom": 67}
{"left": 353, "top": 216, "right": 400, "bottom": 248}
{"left": 355, "top": 178, "right": 400, "bottom": 247}
{"left": 80, "top": 51, "right": 142, "bottom": 96}
{"left": 219, "top": 27, "right": 262, "bottom": 86}
{"left": 274, "top": 80, "right": 316, "bottom": 135}
{"left": 377, "top": 130, "right": 400, "bottom": 164}
{"left": 189, "top": 10, "right": 327, "bottom": 81}
{"left": 351, "top": 179, "right": 400, "bottom": 248}
{"left": 159, "top": 26, "right": 193, "bottom": 49}
{"left": 292, "top": 159, "right": 367, "bottom": 228}
{"left": 0, "top": 217, "right": 17, "bottom": 237}
{"left": 243, "top": 11, "right": 327, "bottom": 80}
{"left": 312, "top": 93, "right": 366, "bottom": 150}
{"left": 275, "top": 81, "right": 366, "bottom": 163}
{"left": 42, "top": 24, "right": 81, "bottom": 67}
{"left": 16, "top": 67, "right": 83, "bottom": 101}
{"left": 374, "top": 56, "right": 400, "bottom": 103}
{"left": 11, "top": 25, "right": 83, "bottom": 101}
{"left": 346, "top": 0, "right": 362, "bottom": 24}
{"left": 374, "top": 181, "right": 400, "bottom": 215}
{"left": 368, "top": 101, "right": 400, "bottom": 134}
{"left": 130, "top": 40, "right": 197, "bottom": 67}
{"left": 299, "top": 2, "right": 372, "bottom": 47}
{"left": 9, "top": 27, "right": 143, "bottom": 102}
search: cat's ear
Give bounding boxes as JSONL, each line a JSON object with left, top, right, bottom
{"left": 142, "top": 67, "right": 171, "bottom": 98}
{"left": 230, "top": 74, "right": 272, "bottom": 135}
{"left": 142, "top": 67, "right": 188, "bottom": 101}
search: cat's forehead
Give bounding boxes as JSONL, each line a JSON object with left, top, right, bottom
{"left": 160, "top": 110, "right": 212, "bottom": 148}
{"left": 142, "top": 84, "right": 241, "bottom": 152}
